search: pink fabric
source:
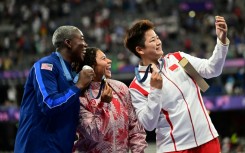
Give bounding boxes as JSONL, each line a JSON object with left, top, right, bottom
{"left": 73, "top": 79, "right": 147, "bottom": 153}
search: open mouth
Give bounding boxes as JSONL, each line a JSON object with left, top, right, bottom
{"left": 81, "top": 50, "right": 86, "bottom": 58}
{"left": 156, "top": 47, "right": 161, "bottom": 51}
{"left": 105, "top": 65, "right": 111, "bottom": 72}
{"left": 105, "top": 65, "right": 112, "bottom": 77}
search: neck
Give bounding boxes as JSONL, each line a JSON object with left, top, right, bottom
{"left": 93, "top": 75, "right": 103, "bottom": 82}
{"left": 57, "top": 48, "right": 72, "bottom": 64}
{"left": 140, "top": 58, "right": 159, "bottom": 66}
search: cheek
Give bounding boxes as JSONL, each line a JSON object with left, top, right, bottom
{"left": 145, "top": 44, "right": 154, "bottom": 51}
{"left": 95, "top": 65, "right": 105, "bottom": 74}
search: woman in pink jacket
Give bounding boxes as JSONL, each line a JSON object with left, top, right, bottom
{"left": 73, "top": 47, "right": 147, "bottom": 153}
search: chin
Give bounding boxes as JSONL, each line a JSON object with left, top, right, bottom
{"left": 105, "top": 74, "right": 111, "bottom": 79}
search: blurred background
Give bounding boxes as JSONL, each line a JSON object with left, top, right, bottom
{"left": 0, "top": 0, "right": 244, "bottom": 152}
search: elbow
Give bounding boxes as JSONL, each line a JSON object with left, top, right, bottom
{"left": 40, "top": 103, "right": 55, "bottom": 116}
{"left": 204, "top": 67, "right": 222, "bottom": 79}
{"left": 211, "top": 69, "right": 222, "bottom": 78}
{"left": 216, "top": 70, "right": 222, "bottom": 77}
{"left": 39, "top": 98, "right": 59, "bottom": 116}
{"left": 204, "top": 61, "right": 224, "bottom": 78}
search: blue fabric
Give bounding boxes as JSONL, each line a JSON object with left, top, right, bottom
{"left": 14, "top": 52, "right": 81, "bottom": 153}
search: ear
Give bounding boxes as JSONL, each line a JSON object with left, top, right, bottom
{"left": 136, "top": 46, "right": 144, "bottom": 55}
{"left": 64, "top": 39, "right": 71, "bottom": 48}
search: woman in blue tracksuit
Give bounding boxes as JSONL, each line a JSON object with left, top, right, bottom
{"left": 14, "top": 26, "right": 94, "bottom": 153}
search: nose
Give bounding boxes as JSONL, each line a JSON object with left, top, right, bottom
{"left": 157, "top": 39, "right": 161, "bottom": 46}
{"left": 83, "top": 41, "right": 88, "bottom": 47}
{"left": 107, "top": 58, "right": 112, "bottom": 64}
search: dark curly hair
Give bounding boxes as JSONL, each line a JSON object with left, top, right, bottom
{"left": 73, "top": 47, "right": 99, "bottom": 72}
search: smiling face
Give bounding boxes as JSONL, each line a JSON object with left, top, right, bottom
{"left": 70, "top": 30, "right": 88, "bottom": 63}
{"left": 137, "top": 29, "right": 163, "bottom": 65}
{"left": 93, "top": 50, "right": 112, "bottom": 81}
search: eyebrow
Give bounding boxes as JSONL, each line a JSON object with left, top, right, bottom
{"left": 149, "top": 35, "right": 158, "bottom": 40}
{"left": 97, "top": 55, "right": 106, "bottom": 59}
{"left": 101, "top": 55, "right": 106, "bottom": 58}
{"left": 149, "top": 36, "right": 156, "bottom": 41}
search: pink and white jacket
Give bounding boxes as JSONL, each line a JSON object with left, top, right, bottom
{"left": 129, "top": 39, "right": 229, "bottom": 152}
{"left": 73, "top": 79, "right": 147, "bottom": 153}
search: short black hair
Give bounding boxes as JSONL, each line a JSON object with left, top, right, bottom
{"left": 124, "top": 20, "right": 154, "bottom": 59}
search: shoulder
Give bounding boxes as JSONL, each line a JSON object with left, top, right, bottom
{"left": 36, "top": 52, "right": 58, "bottom": 65}
{"left": 34, "top": 53, "right": 60, "bottom": 71}
{"left": 129, "top": 78, "right": 137, "bottom": 88}
{"left": 107, "top": 79, "right": 127, "bottom": 87}
{"left": 107, "top": 79, "right": 129, "bottom": 93}
{"left": 165, "top": 51, "right": 184, "bottom": 61}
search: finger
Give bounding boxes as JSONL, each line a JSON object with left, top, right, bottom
{"left": 86, "top": 71, "right": 95, "bottom": 78}
{"left": 103, "top": 83, "right": 110, "bottom": 93}
{"left": 104, "top": 82, "right": 109, "bottom": 89}
{"left": 105, "top": 83, "right": 112, "bottom": 94}
{"left": 157, "top": 75, "right": 162, "bottom": 81}
{"left": 216, "top": 24, "right": 227, "bottom": 29}
{"left": 151, "top": 63, "right": 158, "bottom": 72}
{"left": 86, "top": 69, "right": 95, "bottom": 74}
{"left": 153, "top": 71, "right": 162, "bottom": 78}
{"left": 215, "top": 19, "right": 227, "bottom": 27}
{"left": 215, "top": 16, "right": 224, "bottom": 20}
{"left": 215, "top": 17, "right": 226, "bottom": 22}
{"left": 216, "top": 27, "right": 227, "bottom": 32}
{"left": 82, "top": 65, "right": 93, "bottom": 70}
{"left": 152, "top": 72, "right": 158, "bottom": 77}
{"left": 108, "top": 85, "right": 112, "bottom": 95}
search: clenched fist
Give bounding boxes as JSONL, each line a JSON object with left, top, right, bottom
{"left": 101, "top": 82, "right": 113, "bottom": 103}
{"left": 75, "top": 66, "right": 95, "bottom": 90}
{"left": 150, "top": 63, "right": 163, "bottom": 89}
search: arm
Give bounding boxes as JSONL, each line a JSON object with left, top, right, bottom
{"left": 180, "top": 39, "right": 229, "bottom": 79}
{"left": 180, "top": 16, "right": 229, "bottom": 79}
{"left": 33, "top": 62, "right": 81, "bottom": 116}
{"left": 125, "top": 86, "right": 147, "bottom": 153}
{"left": 130, "top": 87, "right": 163, "bottom": 131}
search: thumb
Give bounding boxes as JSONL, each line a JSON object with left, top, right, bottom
{"left": 151, "top": 63, "right": 158, "bottom": 72}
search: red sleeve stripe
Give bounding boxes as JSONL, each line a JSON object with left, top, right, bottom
{"left": 129, "top": 79, "right": 149, "bottom": 97}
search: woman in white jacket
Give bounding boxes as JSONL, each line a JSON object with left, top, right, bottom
{"left": 124, "top": 16, "right": 229, "bottom": 153}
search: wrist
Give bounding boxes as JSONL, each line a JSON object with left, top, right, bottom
{"left": 217, "top": 37, "right": 230, "bottom": 46}
{"left": 75, "top": 84, "right": 84, "bottom": 90}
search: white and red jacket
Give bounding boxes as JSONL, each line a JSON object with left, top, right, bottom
{"left": 129, "top": 39, "right": 229, "bottom": 152}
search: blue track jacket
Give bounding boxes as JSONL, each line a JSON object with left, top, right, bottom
{"left": 14, "top": 52, "right": 81, "bottom": 153}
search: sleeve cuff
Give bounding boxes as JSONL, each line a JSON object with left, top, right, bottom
{"left": 217, "top": 37, "right": 230, "bottom": 46}
{"left": 151, "top": 88, "right": 162, "bottom": 94}
{"left": 71, "top": 85, "right": 82, "bottom": 94}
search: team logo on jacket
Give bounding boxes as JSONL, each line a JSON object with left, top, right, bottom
{"left": 41, "top": 63, "right": 53, "bottom": 71}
